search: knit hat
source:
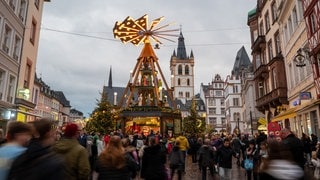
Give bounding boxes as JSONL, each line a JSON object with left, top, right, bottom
{"left": 64, "top": 123, "right": 79, "bottom": 137}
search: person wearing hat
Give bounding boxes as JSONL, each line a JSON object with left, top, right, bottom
{"left": 52, "top": 123, "right": 91, "bottom": 180}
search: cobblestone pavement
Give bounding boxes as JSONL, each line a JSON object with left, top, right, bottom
{"left": 171, "top": 155, "right": 316, "bottom": 180}
{"left": 170, "top": 155, "right": 246, "bottom": 180}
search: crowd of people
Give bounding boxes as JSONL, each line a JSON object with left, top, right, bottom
{"left": 0, "top": 119, "right": 319, "bottom": 180}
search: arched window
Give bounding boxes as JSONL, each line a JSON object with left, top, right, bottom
{"left": 187, "top": 79, "right": 190, "bottom": 86}
{"left": 178, "top": 65, "right": 182, "bottom": 75}
{"left": 178, "top": 78, "right": 181, "bottom": 85}
{"left": 185, "top": 65, "right": 189, "bottom": 75}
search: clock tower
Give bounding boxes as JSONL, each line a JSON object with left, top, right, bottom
{"left": 170, "top": 30, "right": 194, "bottom": 104}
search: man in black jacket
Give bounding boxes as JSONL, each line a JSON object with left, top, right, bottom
{"left": 216, "top": 138, "right": 238, "bottom": 179}
{"left": 280, "top": 128, "right": 305, "bottom": 169}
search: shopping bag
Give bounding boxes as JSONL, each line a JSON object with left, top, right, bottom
{"left": 244, "top": 158, "right": 253, "bottom": 170}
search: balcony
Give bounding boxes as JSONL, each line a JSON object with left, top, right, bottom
{"left": 252, "top": 35, "right": 266, "bottom": 52}
{"left": 256, "top": 87, "right": 288, "bottom": 111}
{"left": 254, "top": 64, "right": 268, "bottom": 80}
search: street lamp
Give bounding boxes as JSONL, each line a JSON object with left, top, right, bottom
{"left": 250, "top": 110, "right": 253, "bottom": 135}
{"left": 237, "top": 117, "right": 240, "bottom": 135}
{"left": 294, "top": 47, "right": 311, "bottom": 67}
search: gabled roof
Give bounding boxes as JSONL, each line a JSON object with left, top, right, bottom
{"left": 54, "top": 91, "right": 71, "bottom": 107}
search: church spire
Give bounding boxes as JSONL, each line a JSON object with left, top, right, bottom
{"left": 176, "top": 29, "right": 187, "bottom": 59}
{"left": 108, "top": 66, "right": 112, "bottom": 88}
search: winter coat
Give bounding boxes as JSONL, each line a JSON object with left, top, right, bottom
{"left": 95, "top": 153, "right": 139, "bottom": 180}
{"left": 282, "top": 134, "right": 305, "bottom": 168}
{"left": 176, "top": 136, "right": 189, "bottom": 151}
{"left": 52, "top": 138, "right": 91, "bottom": 180}
{"left": 168, "top": 145, "right": 184, "bottom": 168}
{"left": 141, "top": 144, "right": 167, "bottom": 180}
{"left": 216, "top": 145, "right": 236, "bottom": 169}
{"left": 198, "top": 145, "right": 215, "bottom": 167}
{"left": 8, "top": 138, "right": 64, "bottom": 180}
{"left": 259, "top": 160, "right": 304, "bottom": 180}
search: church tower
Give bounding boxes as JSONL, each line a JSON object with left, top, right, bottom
{"left": 170, "top": 30, "right": 194, "bottom": 104}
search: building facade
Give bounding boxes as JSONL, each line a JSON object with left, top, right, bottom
{"left": 200, "top": 74, "right": 226, "bottom": 132}
{"left": 0, "top": 0, "right": 50, "bottom": 126}
{"left": 170, "top": 31, "right": 194, "bottom": 105}
{"left": 0, "top": 0, "right": 26, "bottom": 127}
{"left": 15, "top": 0, "right": 50, "bottom": 122}
{"left": 248, "top": 0, "right": 288, "bottom": 124}
{"left": 224, "top": 75, "right": 242, "bottom": 134}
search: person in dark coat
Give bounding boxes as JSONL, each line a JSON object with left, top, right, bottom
{"left": 77, "top": 129, "right": 87, "bottom": 148}
{"left": 259, "top": 140, "right": 304, "bottom": 180}
{"left": 311, "top": 133, "right": 318, "bottom": 151}
{"left": 168, "top": 141, "right": 184, "bottom": 180}
{"left": 198, "top": 138, "right": 215, "bottom": 180}
{"left": 216, "top": 138, "right": 238, "bottom": 180}
{"left": 188, "top": 134, "right": 199, "bottom": 163}
{"left": 8, "top": 118, "right": 64, "bottom": 180}
{"left": 93, "top": 135, "right": 139, "bottom": 180}
{"left": 141, "top": 136, "right": 167, "bottom": 180}
{"left": 301, "top": 133, "right": 312, "bottom": 166}
{"left": 280, "top": 128, "right": 305, "bottom": 169}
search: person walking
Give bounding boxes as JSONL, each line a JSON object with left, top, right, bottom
{"left": 280, "top": 128, "right": 304, "bottom": 169}
{"left": 168, "top": 141, "right": 184, "bottom": 180}
{"left": 176, "top": 132, "right": 189, "bottom": 172}
{"left": 0, "top": 121, "right": 32, "bottom": 180}
{"left": 244, "top": 140, "right": 256, "bottom": 180}
{"left": 216, "top": 138, "right": 238, "bottom": 180}
{"left": 8, "top": 118, "right": 64, "bottom": 180}
{"left": 93, "top": 135, "right": 139, "bottom": 180}
{"left": 140, "top": 136, "right": 167, "bottom": 180}
{"left": 52, "top": 123, "right": 91, "bottom": 180}
{"left": 259, "top": 140, "right": 304, "bottom": 180}
{"left": 301, "top": 133, "right": 312, "bottom": 166}
{"left": 198, "top": 138, "right": 215, "bottom": 180}
{"left": 231, "top": 134, "right": 242, "bottom": 167}
{"left": 78, "top": 129, "right": 87, "bottom": 148}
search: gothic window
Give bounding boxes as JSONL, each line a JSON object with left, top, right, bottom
{"left": 185, "top": 65, "right": 189, "bottom": 75}
{"left": 178, "top": 78, "right": 181, "bottom": 85}
{"left": 187, "top": 78, "right": 190, "bottom": 86}
{"left": 178, "top": 65, "right": 182, "bottom": 75}
{"left": 186, "top": 92, "right": 190, "bottom": 98}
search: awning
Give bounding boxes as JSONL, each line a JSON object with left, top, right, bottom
{"left": 271, "top": 107, "right": 297, "bottom": 122}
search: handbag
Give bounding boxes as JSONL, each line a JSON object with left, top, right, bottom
{"left": 244, "top": 158, "right": 253, "bottom": 170}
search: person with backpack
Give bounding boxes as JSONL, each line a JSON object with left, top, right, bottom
{"left": 198, "top": 138, "right": 215, "bottom": 180}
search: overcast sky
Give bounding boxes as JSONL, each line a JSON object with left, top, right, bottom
{"left": 37, "top": 0, "right": 257, "bottom": 117}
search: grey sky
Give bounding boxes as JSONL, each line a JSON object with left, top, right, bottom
{"left": 37, "top": 0, "right": 256, "bottom": 116}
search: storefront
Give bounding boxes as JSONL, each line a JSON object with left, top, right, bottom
{"left": 119, "top": 106, "right": 181, "bottom": 136}
{"left": 271, "top": 99, "right": 320, "bottom": 137}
